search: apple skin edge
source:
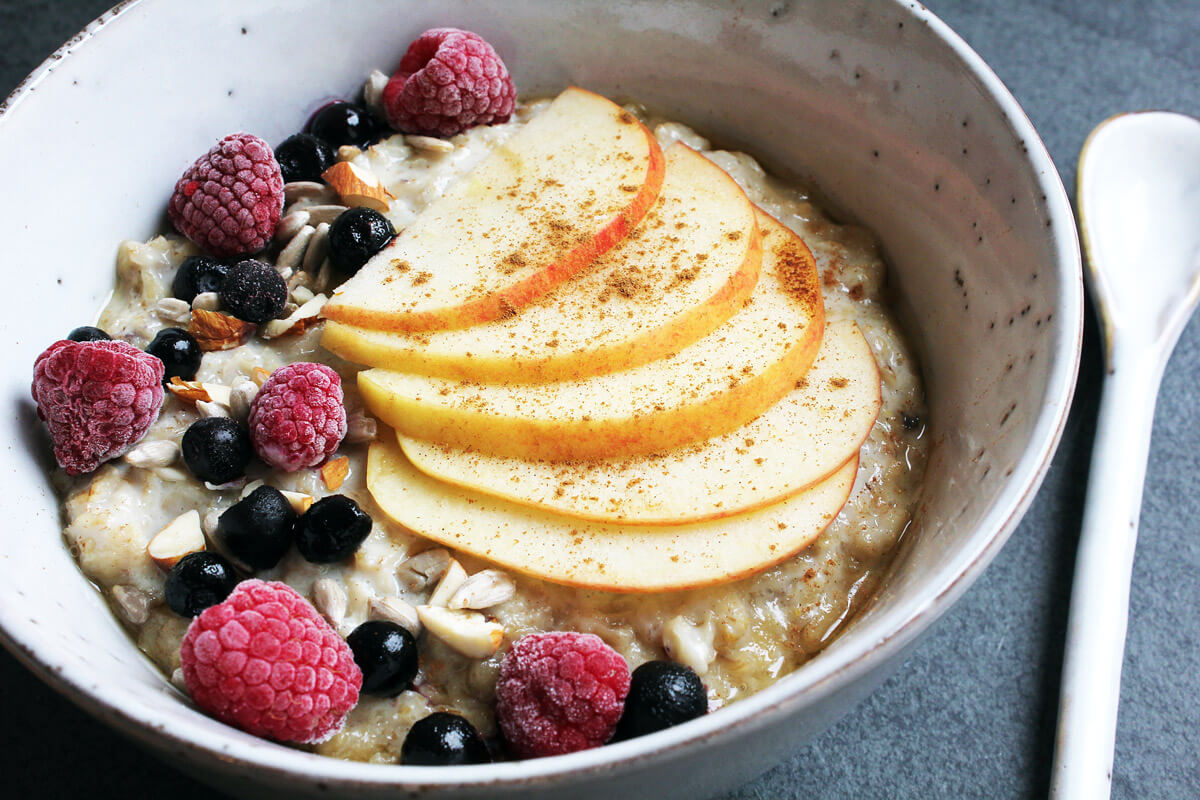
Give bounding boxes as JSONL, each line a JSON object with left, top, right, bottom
{"left": 322, "top": 89, "right": 667, "bottom": 334}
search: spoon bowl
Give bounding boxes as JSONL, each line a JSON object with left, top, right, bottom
{"left": 1078, "top": 112, "right": 1200, "bottom": 364}
{"left": 1053, "top": 111, "right": 1200, "bottom": 800}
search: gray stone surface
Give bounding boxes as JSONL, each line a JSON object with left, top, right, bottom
{"left": 2, "top": 0, "right": 1198, "bottom": 797}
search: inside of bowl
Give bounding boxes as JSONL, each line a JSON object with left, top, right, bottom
{"left": 0, "top": 0, "right": 1079, "bottom": 792}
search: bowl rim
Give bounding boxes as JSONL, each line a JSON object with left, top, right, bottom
{"left": 0, "top": 0, "right": 1084, "bottom": 791}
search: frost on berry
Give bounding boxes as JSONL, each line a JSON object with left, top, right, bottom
{"left": 180, "top": 580, "right": 362, "bottom": 744}
{"left": 248, "top": 362, "right": 347, "bottom": 472}
{"left": 31, "top": 340, "right": 165, "bottom": 475}
{"left": 495, "top": 631, "right": 631, "bottom": 758}
{"left": 382, "top": 28, "right": 517, "bottom": 137}
{"left": 167, "top": 133, "right": 285, "bottom": 258}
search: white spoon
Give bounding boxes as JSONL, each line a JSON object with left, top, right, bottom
{"left": 1051, "top": 111, "right": 1200, "bottom": 799}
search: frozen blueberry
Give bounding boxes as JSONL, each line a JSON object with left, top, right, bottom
{"left": 401, "top": 713, "right": 491, "bottom": 766}
{"left": 220, "top": 259, "right": 288, "bottom": 323}
{"left": 275, "top": 133, "right": 335, "bottom": 183}
{"left": 146, "top": 327, "right": 202, "bottom": 384}
{"left": 328, "top": 207, "right": 396, "bottom": 275}
{"left": 172, "top": 256, "right": 229, "bottom": 303}
{"left": 181, "top": 417, "right": 253, "bottom": 485}
{"left": 67, "top": 326, "right": 110, "bottom": 342}
{"left": 165, "top": 552, "right": 240, "bottom": 617}
{"left": 294, "top": 494, "right": 372, "bottom": 563}
{"left": 614, "top": 661, "right": 707, "bottom": 740}
{"left": 346, "top": 620, "right": 418, "bottom": 697}
{"left": 216, "top": 486, "right": 296, "bottom": 570}
{"left": 308, "top": 101, "right": 379, "bottom": 148}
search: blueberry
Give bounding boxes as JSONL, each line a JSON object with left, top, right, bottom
{"left": 146, "top": 327, "right": 202, "bottom": 383}
{"left": 181, "top": 417, "right": 253, "bottom": 484}
{"left": 220, "top": 259, "right": 288, "bottom": 323}
{"left": 401, "top": 713, "right": 491, "bottom": 766}
{"left": 172, "top": 256, "right": 229, "bottom": 303}
{"left": 613, "top": 661, "right": 707, "bottom": 740}
{"left": 328, "top": 207, "right": 396, "bottom": 274}
{"left": 67, "top": 326, "right": 110, "bottom": 342}
{"left": 346, "top": 620, "right": 418, "bottom": 697}
{"left": 275, "top": 133, "right": 335, "bottom": 183}
{"left": 308, "top": 102, "right": 379, "bottom": 148}
{"left": 216, "top": 486, "right": 296, "bottom": 570}
{"left": 294, "top": 495, "right": 372, "bottom": 563}
{"left": 165, "top": 552, "right": 240, "bottom": 616}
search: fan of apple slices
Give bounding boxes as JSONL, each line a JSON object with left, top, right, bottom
{"left": 322, "top": 88, "right": 883, "bottom": 591}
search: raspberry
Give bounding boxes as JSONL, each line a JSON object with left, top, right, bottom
{"left": 167, "top": 133, "right": 284, "bottom": 258}
{"left": 180, "top": 580, "right": 362, "bottom": 744}
{"left": 248, "top": 363, "right": 347, "bottom": 472}
{"left": 495, "top": 632, "right": 631, "bottom": 759}
{"left": 382, "top": 28, "right": 516, "bottom": 137}
{"left": 31, "top": 339, "right": 165, "bottom": 475}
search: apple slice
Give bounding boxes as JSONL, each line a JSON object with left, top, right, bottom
{"left": 322, "top": 144, "right": 762, "bottom": 381}
{"left": 399, "top": 320, "right": 879, "bottom": 524}
{"left": 367, "top": 436, "right": 857, "bottom": 592}
{"left": 357, "top": 211, "right": 824, "bottom": 460}
{"left": 322, "top": 87, "right": 665, "bottom": 332}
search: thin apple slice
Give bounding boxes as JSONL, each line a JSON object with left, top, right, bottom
{"left": 323, "top": 144, "right": 761, "bottom": 381}
{"left": 399, "top": 320, "right": 878, "bottom": 524}
{"left": 322, "top": 88, "right": 665, "bottom": 332}
{"left": 357, "top": 211, "right": 824, "bottom": 460}
{"left": 367, "top": 436, "right": 856, "bottom": 592}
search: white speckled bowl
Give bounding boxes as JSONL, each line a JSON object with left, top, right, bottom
{"left": 0, "top": 1, "right": 1081, "bottom": 797}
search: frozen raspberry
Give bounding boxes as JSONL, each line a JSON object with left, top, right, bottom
{"left": 495, "top": 631, "right": 631, "bottom": 759}
{"left": 248, "top": 363, "right": 346, "bottom": 472}
{"left": 168, "top": 133, "right": 284, "bottom": 258}
{"left": 382, "top": 28, "right": 516, "bottom": 137}
{"left": 180, "top": 580, "right": 362, "bottom": 744}
{"left": 31, "top": 339, "right": 165, "bottom": 475}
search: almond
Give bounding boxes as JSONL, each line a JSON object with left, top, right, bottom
{"left": 321, "top": 456, "right": 350, "bottom": 490}
{"left": 166, "top": 376, "right": 210, "bottom": 404}
{"left": 322, "top": 161, "right": 395, "bottom": 213}
{"left": 146, "top": 509, "right": 205, "bottom": 570}
{"left": 189, "top": 309, "right": 254, "bottom": 351}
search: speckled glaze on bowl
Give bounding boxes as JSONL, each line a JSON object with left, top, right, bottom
{"left": 0, "top": 1, "right": 1081, "bottom": 798}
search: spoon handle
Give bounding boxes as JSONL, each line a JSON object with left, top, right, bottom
{"left": 1050, "top": 359, "right": 1162, "bottom": 800}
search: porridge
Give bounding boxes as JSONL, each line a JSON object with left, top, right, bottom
{"left": 38, "top": 27, "right": 926, "bottom": 764}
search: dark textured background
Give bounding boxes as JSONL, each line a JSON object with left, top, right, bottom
{"left": 2, "top": 1, "right": 1198, "bottom": 797}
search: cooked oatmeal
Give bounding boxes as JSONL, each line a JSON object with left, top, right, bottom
{"left": 56, "top": 100, "right": 927, "bottom": 763}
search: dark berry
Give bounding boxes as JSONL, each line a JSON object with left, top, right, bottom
{"left": 220, "top": 259, "right": 288, "bottom": 323}
{"left": 165, "top": 552, "right": 240, "bottom": 617}
{"left": 146, "top": 327, "right": 202, "bottom": 383}
{"left": 401, "top": 713, "right": 491, "bottom": 766}
{"left": 613, "top": 661, "right": 707, "bottom": 740}
{"left": 328, "top": 207, "right": 396, "bottom": 274}
{"left": 346, "top": 620, "right": 418, "bottom": 697}
{"left": 67, "top": 326, "right": 110, "bottom": 342}
{"left": 275, "top": 133, "right": 335, "bottom": 183}
{"left": 308, "top": 102, "right": 379, "bottom": 148}
{"left": 216, "top": 486, "right": 296, "bottom": 570}
{"left": 294, "top": 495, "right": 372, "bottom": 563}
{"left": 181, "top": 417, "right": 253, "bottom": 484}
{"left": 172, "top": 256, "right": 229, "bottom": 303}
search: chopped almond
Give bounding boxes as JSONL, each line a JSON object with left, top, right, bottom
{"left": 321, "top": 456, "right": 350, "bottom": 490}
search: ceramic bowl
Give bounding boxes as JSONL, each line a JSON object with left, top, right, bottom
{"left": 0, "top": 1, "right": 1081, "bottom": 797}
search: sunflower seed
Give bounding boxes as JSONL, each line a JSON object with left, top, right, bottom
{"left": 398, "top": 548, "right": 451, "bottom": 591}
{"left": 154, "top": 297, "right": 191, "bottom": 324}
{"left": 304, "top": 204, "right": 350, "bottom": 226}
{"left": 407, "top": 134, "right": 455, "bottom": 154}
{"left": 276, "top": 209, "right": 311, "bottom": 243}
{"left": 112, "top": 585, "right": 150, "bottom": 625}
{"left": 124, "top": 440, "right": 178, "bottom": 469}
{"left": 447, "top": 570, "right": 515, "bottom": 610}
{"left": 302, "top": 222, "right": 330, "bottom": 273}
{"left": 284, "top": 181, "right": 335, "bottom": 205}
{"left": 277, "top": 224, "right": 315, "bottom": 269}
{"left": 368, "top": 596, "right": 422, "bottom": 636}
{"left": 313, "top": 578, "right": 348, "bottom": 627}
